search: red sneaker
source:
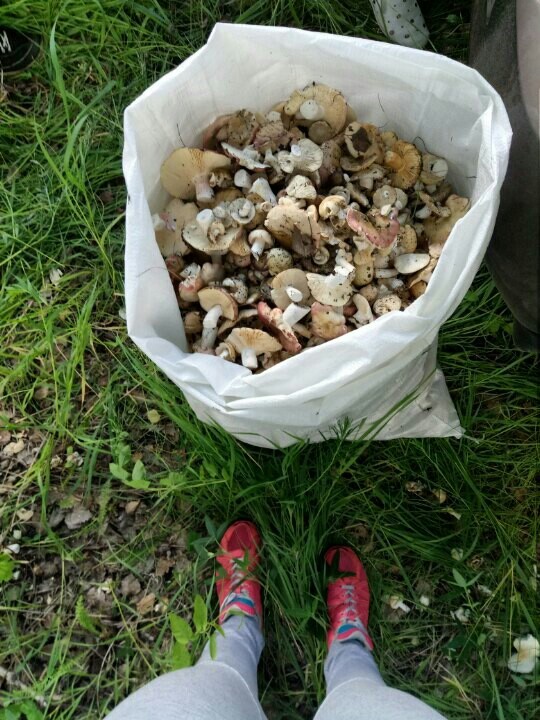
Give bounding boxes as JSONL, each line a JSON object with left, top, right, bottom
{"left": 325, "top": 547, "right": 373, "bottom": 650}
{"left": 216, "top": 521, "right": 262, "bottom": 625}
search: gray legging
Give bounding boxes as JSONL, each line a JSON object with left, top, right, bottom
{"left": 105, "top": 617, "right": 445, "bottom": 719}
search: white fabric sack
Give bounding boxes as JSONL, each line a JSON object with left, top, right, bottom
{"left": 123, "top": 23, "right": 511, "bottom": 449}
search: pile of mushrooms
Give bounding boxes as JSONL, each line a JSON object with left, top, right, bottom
{"left": 154, "top": 83, "right": 470, "bottom": 372}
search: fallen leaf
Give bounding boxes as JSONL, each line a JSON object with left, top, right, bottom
{"left": 64, "top": 506, "right": 92, "bottom": 530}
{"left": 120, "top": 574, "right": 141, "bottom": 598}
{"left": 446, "top": 507, "right": 461, "bottom": 519}
{"left": 419, "top": 595, "right": 430, "bottom": 607}
{"left": 137, "top": 593, "right": 156, "bottom": 615}
{"left": 477, "top": 584, "right": 492, "bottom": 596}
{"left": 147, "top": 409, "right": 161, "bottom": 424}
{"left": 16, "top": 508, "right": 34, "bottom": 522}
{"left": 65, "top": 451, "right": 83, "bottom": 467}
{"left": 3, "top": 439, "right": 25, "bottom": 456}
{"left": 156, "top": 556, "right": 175, "bottom": 577}
{"left": 405, "top": 481, "right": 424, "bottom": 493}
{"left": 0, "top": 430, "right": 11, "bottom": 445}
{"left": 451, "top": 548, "right": 464, "bottom": 561}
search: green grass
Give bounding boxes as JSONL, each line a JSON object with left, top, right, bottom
{"left": 0, "top": 1, "right": 538, "bottom": 719}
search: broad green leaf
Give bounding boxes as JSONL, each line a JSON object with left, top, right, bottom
{"left": 209, "top": 632, "right": 218, "bottom": 660}
{"left": 0, "top": 553, "right": 14, "bottom": 582}
{"left": 109, "top": 463, "right": 129, "bottom": 482}
{"left": 131, "top": 460, "right": 146, "bottom": 483}
{"left": 193, "top": 595, "right": 208, "bottom": 633}
{"left": 169, "top": 613, "right": 193, "bottom": 644}
{"left": 452, "top": 568, "right": 468, "bottom": 588}
{"left": 170, "top": 641, "right": 192, "bottom": 669}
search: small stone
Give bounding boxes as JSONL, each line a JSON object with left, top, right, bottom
{"left": 0, "top": 430, "right": 11, "bottom": 445}
{"left": 120, "top": 574, "right": 141, "bottom": 597}
{"left": 12, "top": 529, "right": 22, "bottom": 540}
{"left": 34, "top": 386, "right": 49, "bottom": 400}
{"left": 125, "top": 500, "right": 140, "bottom": 515}
{"left": 7, "top": 544, "right": 20, "bottom": 554}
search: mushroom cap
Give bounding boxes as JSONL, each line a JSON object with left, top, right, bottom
{"left": 286, "top": 175, "right": 317, "bottom": 200}
{"left": 271, "top": 269, "right": 310, "bottom": 309}
{"left": 266, "top": 247, "right": 293, "bottom": 275}
{"left": 319, "top": 194, "right": 347, "bottom": 219}
{"left": 284, "top": 138, "right": 324, "bottom": 173}
{"left": 383, "top": 141, "right": 421, "bottom": 190}
{"left": 155, "top": 199, "right": 198, "bottom": 256}
{"left": 197, "top": 287, "right": 238, "bottom": 320}
{"left": 373, "top": 294, "right": 402, "bottom": 315}
{"left": 420, "top": 153, "right": 449, "bottom": 185}
{"left": 160, "top": 148, "right": 231, "bottom": 199}
{"left": 372, "top": 185, "right": 397, "bottom": 209}
{"left": 283, "top": 84, "right": 347, "bottom": 139}
{"left": 257, "top": 302, "right": 302, "bottom": 353}
{"left": 310, "top": 302, "right": 348, "bottom": 339}
{"left": 264, "top": 204, "right": 313, "bottom": 249}
{"left": 228, "top": 327, "right": 281, "bottom": 355}
{"left": 183, "top": 222, "right": 239, "bottom": 255}
{"left": 422, "top": 194, "right": 470, "bottom": 245}
{"left": 229, "top": 231, "right": 251, "bottom": 257}
{"left": 221, "top": 142, "right": 269, "bottom": 170}
{"left": 394, "top": 253, "right": 431, "bottom": 274}
{"left": 306, "top": 272, "right": 353, "bottom": 306}
{"left": 344, "top": 123, "right": 384, "bottom": 167}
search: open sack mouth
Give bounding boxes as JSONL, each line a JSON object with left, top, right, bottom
{"left": 151, "top": 82, "right": 470, "bottom": 373}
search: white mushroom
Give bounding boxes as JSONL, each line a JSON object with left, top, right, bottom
{"left": 306, "top": 272, "right": 353, "bottom": 306}
{"left": 221, "top": 142, "right": 269, "bottom": 170}
{"left": 282, "top": 303, "right": 310, "bottom": 326}
{"left": 351, "top": 294, "right": 374, "bottom": 326}
{"left": 286, "top": 175, "right": 317, "bottom": 200}
{"left": 277, "top": 139, "right": 323, "bottom": 174}
{"left": 234, "top": 169, "right": 252, "bottom": 190}
{"left": 394, "top": 253, "right": 431, "bottom": 274}
{"left": 251, "top": 177, "right": 277, "bottom": 206}
{"left": 229, "top": 198, "right": 256, "bottom": 225}
{"left": 248, "top": 228, "right": 274, "bottom": 259}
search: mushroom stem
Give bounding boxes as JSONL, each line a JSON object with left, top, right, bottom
{"left": 197, "top": 209, "right": 214, "bottom": 236}
{"left": 201, "top": 304, "right": 223, "bottom": 349}
{"left": 250, "top": 237, "right": 266, "bottom": 260}
{"left": 241, "top": 347, "right": 258, "bottom": 369}
{"left": 194, "top": 174, "right": 214, "bottom": 203}
{"left": 298, "top": 100, "right": 324, "bottom": 121}
{"left": 285, "top": 286, "right": 303, "bottom": 302}
{"left": 282, "top": 303, "right": 310, "bottom": 326}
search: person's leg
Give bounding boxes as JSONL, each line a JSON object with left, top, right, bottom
{"left": 104, "top": 521, "right": 266, "bottom": 720}
{"left": 314, "top": 547, "right": 446, "bottom": 720}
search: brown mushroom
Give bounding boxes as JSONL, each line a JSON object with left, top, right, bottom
{"left": 423, "top": 195, "right": 470, "bottom": 245}
{"left": 160, "top": 148, "right": 232, "bottom": 203}
{"left": 283, "top": 84, "right": 347, "bottom": 142}
{"left": 155, "top": 199, "right": 198, "bottom": 257}
{"left": 310, "top": 302, "right": 348, "bottom": 339}
{"left": 383, "top": 140, "right": 421, "bottom": 189}
{"left": 271, "top": 269, "right": 311, "bottom": 310}
{"left": 343, "top": 123, "right": 384, "bottom": 168}
{"left": 197, "top": 287, "right": 238, "bottom": 350}
{"left": 264, "top": 204, "right": 313, "bottom": 250}
{"left": 266, "top": 247, "right": 294, "bottom": 275}
{"left": 227, "top": 327, "right": 282, "bottom": 368}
